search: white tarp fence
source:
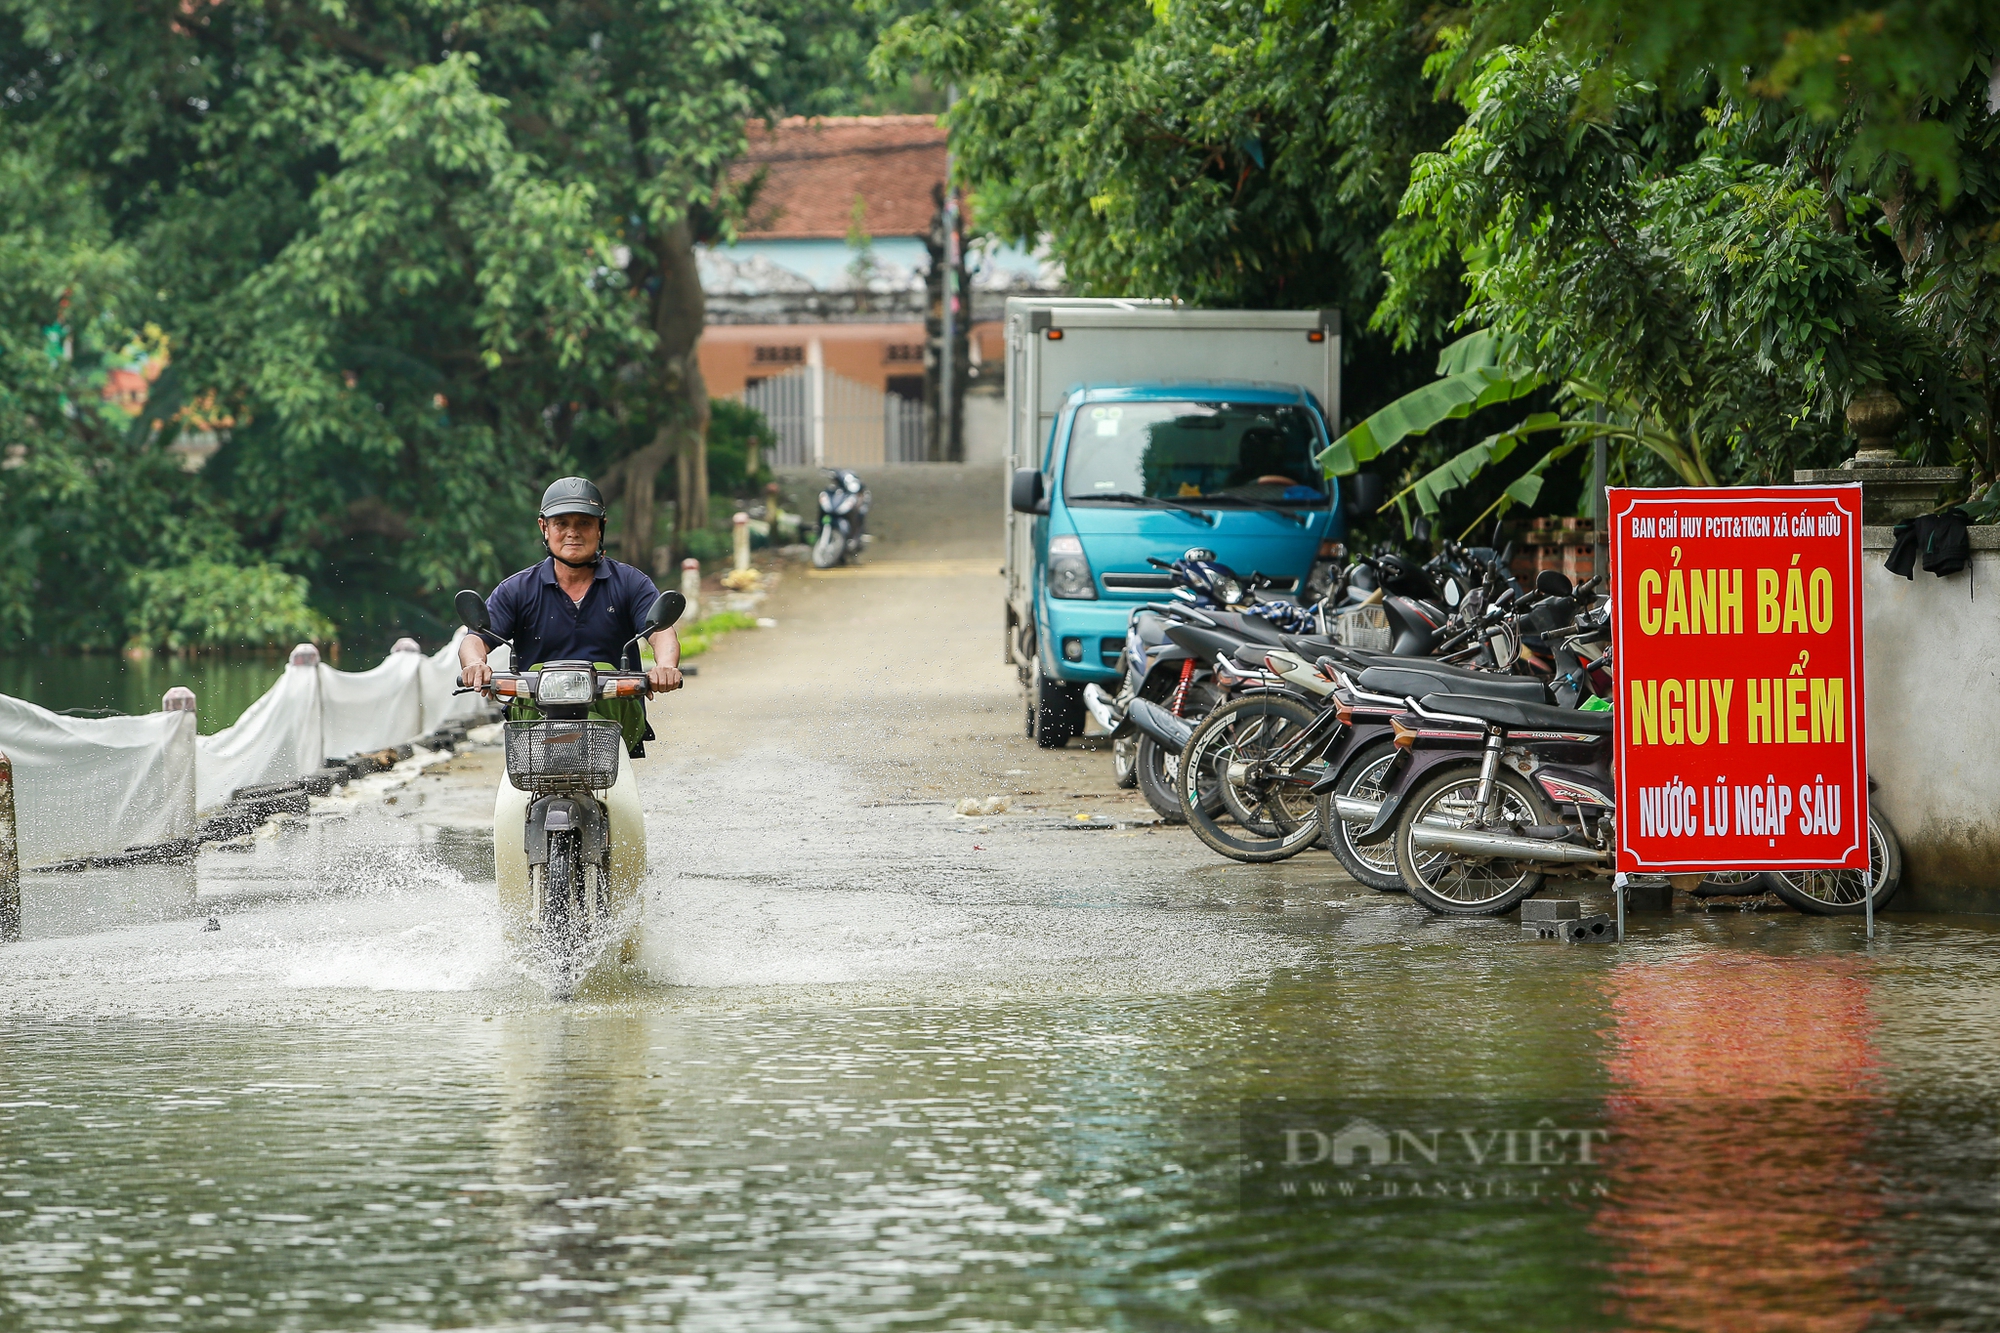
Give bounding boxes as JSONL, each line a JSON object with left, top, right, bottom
{"left": 0, "top": 634, "right": 493, "bottom": 865}
{"left": 0, "top": 697, "right": 197, "bottom": 869}
{"left": 193, "top": 633, "right": 490, "bottom": 810}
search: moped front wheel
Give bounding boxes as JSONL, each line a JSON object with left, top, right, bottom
{"left": 1112, "top": 733, "right": 1140, "bottom": 789}
{"left": 810, "top": 523, "right": 844, "bottom": 569}
{"left": 538, "top": 829, "right": 585, "bottom": 998}
{"left": 1178, "top": 695, "right": 1322, "bottom": 863}
{"left": 1317, "top": 741, "right": 1405, "bottom": 892}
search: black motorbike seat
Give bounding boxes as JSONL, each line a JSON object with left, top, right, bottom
{"left": 1418, "top": 693, "right": 1615, "bottom": 734}
{"left": 1166, "top": 623, "right": 1256, "bottom": 661}
{"left": 1231, "top": 643, "right": 1275, "bottom": 670}
{"left": 1214, "top": 612, "right": 1290, "bottom": 646}
{"left": 1354, "top": 664, "right": 1550, "bottom": 703}
{"left": 1280, "top": 633, "right": 1343, "bottom": 657}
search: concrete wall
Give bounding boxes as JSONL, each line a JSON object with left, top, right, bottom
{"left": 962, "top": 390, "right": 1008, "bottom": 466}
{"left": 1862, "top": 525, "right": 2000, "bottom": 913}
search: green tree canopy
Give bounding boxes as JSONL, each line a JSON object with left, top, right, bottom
{"left": 874, "top": 0, "right": 1468, "bottom": 422}
{"left": 1, "top": 0, "right": 891, "bottom": 653}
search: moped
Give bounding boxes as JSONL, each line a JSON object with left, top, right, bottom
{"left": 454, "top": 587, "right": 684, "bottom": 997}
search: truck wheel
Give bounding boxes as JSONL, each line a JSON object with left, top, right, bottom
{"left": 1031, "top": 673, "right": 1082, "bottom": 748}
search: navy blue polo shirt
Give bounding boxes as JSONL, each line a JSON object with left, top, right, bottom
{"left": 484, "top": 557, "right": 664, "bottom": 668}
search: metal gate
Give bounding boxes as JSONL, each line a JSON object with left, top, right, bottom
{"left": 740, "top": 366, "right": 930, "bottom": 467}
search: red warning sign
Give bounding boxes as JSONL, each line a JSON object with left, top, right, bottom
{"left": 1610, "top": 486, "right": 1867, "bottom": 873}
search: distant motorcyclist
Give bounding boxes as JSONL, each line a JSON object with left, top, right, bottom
{"left": 459, "top": 477, "right": 683, "bottom": 707}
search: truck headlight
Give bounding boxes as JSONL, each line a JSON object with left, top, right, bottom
{"left": 1047, "top": 534, "right": 1096, "bottom": 600}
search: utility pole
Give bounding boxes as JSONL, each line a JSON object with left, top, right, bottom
{"left": 939, "top": 85, "right": 959, "bottom": 462}
{"left": 1592, "top": 410, "right": 1608, "bottom": 583}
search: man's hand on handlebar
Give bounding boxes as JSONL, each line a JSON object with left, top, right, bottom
{"left": 647, "top": 664, "right": 683, "bottom": 694}
{"left": 460, "top": 662, "right": 494, "bottom": 690}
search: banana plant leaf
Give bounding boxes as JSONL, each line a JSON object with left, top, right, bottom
{"left": 1316, "top": 329, "right": 1541, "bottom": 476}
{"left": 1407, "top": 412, "right": 1565, "bottom": 515}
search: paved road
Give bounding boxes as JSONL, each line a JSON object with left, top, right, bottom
{"left": 631, "top": 463, "right": 1356, "bottom": 996}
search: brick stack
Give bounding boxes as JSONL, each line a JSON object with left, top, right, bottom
{"left": 1510, "top": 517, "right": 1599, "bottom": 585}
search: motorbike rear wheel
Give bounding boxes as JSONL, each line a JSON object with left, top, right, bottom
{"left": 1394, "top": 763, "right": 1550, "bottom": 915}
{"left": 1769, "top": 805, "right": 1904, "bottom": 915}
{"left": 1688, "top": 871, "right": 1773, "bottom": 897}
{"left": 1178, "top": 695, "right": 1323, "bottom": 863}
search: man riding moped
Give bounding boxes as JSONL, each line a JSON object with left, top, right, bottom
{"left": 458, "top": 477, "right": 685, "bottom": 988}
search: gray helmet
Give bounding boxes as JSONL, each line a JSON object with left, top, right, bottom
{"left": 539, "top": 476, "right": 606, "bottom": 519}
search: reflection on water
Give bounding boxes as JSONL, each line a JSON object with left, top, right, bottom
{"left": 0, "top": 655, "right": 288, "bottom": 734}
{"left": 1595, "top": 956, "right": 1887, "bottom": 1332}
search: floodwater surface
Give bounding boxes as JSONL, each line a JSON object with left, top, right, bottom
{"left": 0, "top": 656, "right": 297, "bottom": 735}
{"left": 5, "top": 744, "right": 2000, "bottom": 1332}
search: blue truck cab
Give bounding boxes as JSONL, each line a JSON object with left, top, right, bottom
{"left": 1010, "top": 382, "right": 1342, "bottom": 729}
{"left": 1000, "top": 299, "right": 1343, "bottom": 746}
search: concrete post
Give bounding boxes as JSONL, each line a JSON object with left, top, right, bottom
{"left": 807, "top": 338, "right": 826, "bottom": 466}
{"left": 732, "top": 511, "right": 751, "bottom": 573}
{"left": 161, "top": 688, "right": 198, "bottom": 841}
{"left": 680, "top": 558, "right": 702, "bottom": 624}
{"left": 0, "top": 750, "right": 18, "bottom": 942}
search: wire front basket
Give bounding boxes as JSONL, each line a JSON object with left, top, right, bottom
{"left": 504, "top": 719, "right": 622, "bottom": 793}
{"left": 1329, "top": 602, "right": 1393, "bottom": 651}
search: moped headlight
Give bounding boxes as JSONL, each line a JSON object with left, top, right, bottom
{"left": 536, "top": 669, "right": 594, "bottom": 705}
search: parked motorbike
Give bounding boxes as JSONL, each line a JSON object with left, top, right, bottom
{"left": 1357, "top": 591, "right": 1905, "bottom": 918}
{"left": 1151, "top": 569, "right": 1578, "bottom": 861}
{"left": 454, "top": 587, "right": 684, "bottom": 998}
{"left": 812, "top": 468, "right": 872, "bottom": 569}
{"left": 1084, "top": 548, "right": 1317, "bottom": 815}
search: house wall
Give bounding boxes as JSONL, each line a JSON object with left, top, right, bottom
{"left": 699, "top": 321, "right": 1005, "bottom": 399}
{"left": 1860, "top": 525, "right": 2000, "bottom": 914}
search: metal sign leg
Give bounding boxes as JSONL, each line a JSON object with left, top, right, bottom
{"left": 1614, "top": 873, "right": 1625, "bottom": 943}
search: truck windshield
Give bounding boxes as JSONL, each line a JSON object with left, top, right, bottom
{"left": 1062, "top": 401, "right": 1327, "bottom": 506}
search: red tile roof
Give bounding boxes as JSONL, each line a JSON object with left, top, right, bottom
{"left": 734, "top": 116, "right": 947, "bottom": 241}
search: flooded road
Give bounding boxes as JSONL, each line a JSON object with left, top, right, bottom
{"left": 7, "top": 467, "right": 2000, "bottom": 1329}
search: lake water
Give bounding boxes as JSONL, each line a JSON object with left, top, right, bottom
{"left": 0, "top": 656, "right": 294, "bottom": 734}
